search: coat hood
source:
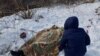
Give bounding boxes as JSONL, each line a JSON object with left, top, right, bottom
{"left": 64, "top": 16, "right": 79, "bottom": 30}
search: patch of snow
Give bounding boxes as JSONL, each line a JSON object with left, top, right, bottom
{"left": 0, "top": 2, "right": 100, "bottom": 56}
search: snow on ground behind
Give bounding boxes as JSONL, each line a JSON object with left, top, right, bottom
{"left": 0, "top": 2, "right": 100, "bottom": 56}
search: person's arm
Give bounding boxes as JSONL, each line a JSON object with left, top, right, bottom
{"left": 59, "top": 33, "right": 67, "bottom": 51}
{"left": 85, "top": 33, "right": 90, "bottom": 46}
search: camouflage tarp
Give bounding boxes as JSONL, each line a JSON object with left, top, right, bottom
{"left": 20, "top": 25, "right": 63, "bottom": 56}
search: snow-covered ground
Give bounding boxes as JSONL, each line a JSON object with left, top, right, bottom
{"left": 0, "top": 2, "right": 100, "bottom": 56}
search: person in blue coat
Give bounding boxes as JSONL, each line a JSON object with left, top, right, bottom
{"left": 59, "top": 16, "right": 90, "bottom": 56}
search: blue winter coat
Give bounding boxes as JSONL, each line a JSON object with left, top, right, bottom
{"left": 59, "top": 16, "right": 90, "bottom": 56}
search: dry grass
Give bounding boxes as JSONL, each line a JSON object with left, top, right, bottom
{"left": 0, "top": 0, "right": 95, "bottom": 17}
{"left": 19, "top": 10, "right": 33, "bottom": 19}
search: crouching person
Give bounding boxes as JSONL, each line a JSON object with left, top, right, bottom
{"left": 59, "top": 16, "right": 90, "bottom": 56}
